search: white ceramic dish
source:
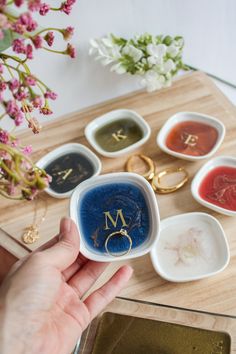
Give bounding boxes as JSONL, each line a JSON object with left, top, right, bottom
{"left": 191, "top": 155, "right": 236, "bottom": 216}
{"left": 150, "top": 212, "right": 230, "bottom": 282}
{"left": 36, "top": 143, "right": 101, "bottom": 198}
{"left": 84, "top": 109, "right": 151, "bottom": 158}
{"left": 157, "top": 111, "right": 225, "bottom": 161}
{"left": 70, "top": 172, "right": 160, "bottom": 262}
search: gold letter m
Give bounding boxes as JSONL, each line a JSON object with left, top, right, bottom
{"left": 103, "top": 209, "right": 128, "bottom": 230}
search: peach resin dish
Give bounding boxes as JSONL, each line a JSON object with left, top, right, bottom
{"left": 157, "top": 112, "right": 225, "bottom": 161}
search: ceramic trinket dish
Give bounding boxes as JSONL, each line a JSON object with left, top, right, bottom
{"left": 191, "top": 156, "right": 236, "bottom": 216}
{"left": 157, "top": 112, "right": 225, "bottom": 161}
{"left": 85, "top": 109, "right": 151, "bottom": 158}
{"left": 36, "top": 143, "right": 101, "bottom": 198}
{"left": 150, "top": 212, "right": 229, "bottom": 282}
{"left": 70, "top": 172, "right": 160, "bottom": 261}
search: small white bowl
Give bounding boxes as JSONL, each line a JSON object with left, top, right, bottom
{"left": 85, "top": 109, "right": 151, "bottom": 158}
{"left": 150, "top": 212, "right": 230, "bottom": 282}
{"left": 157, "top": 111, "right": 225, "bottom": 161}
{"left": 70, "top": 172, "right": 160, "bottom": 262}
{"left": 191, "top": 156, "right": 236, "bottom": 216}
{"left": 36, "top": 143, "right": 102, "bottom": 198}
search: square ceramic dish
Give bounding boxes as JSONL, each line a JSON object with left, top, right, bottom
{"left": 157, "top": 111, "right": 225, "bottom": 161}
{"left": 191, "top": 156, "right": 236, "bottom": 216}
{"left": 76, "top": 297, "right": 236, "bottom": 354}
{"left": 70, "top": 172, "right": 160, "bottom": 262}
{"left": 150, "top": 212, "right": 230, "bottom": 282}
{"left": 36, "top": 143, "right": 101, "bottom": 198}
{"left": 84, "top": 109, "right": 151, "bottom": 158}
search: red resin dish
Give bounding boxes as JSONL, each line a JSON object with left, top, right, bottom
{"left": 166, "top": 121, "right": 218, "bottom": 157}
{"left": 199, "top": 166, "right": 236, "bottom": 211}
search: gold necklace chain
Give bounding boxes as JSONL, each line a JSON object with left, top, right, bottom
{"left": 22, "top": 196, "right": 48, "bottom": 245}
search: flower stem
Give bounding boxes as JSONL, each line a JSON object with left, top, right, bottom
{"left": 32, "top": 27, "right": 63, "bottom": 36}
{"left": 42, "top": 46, "right": 66, "bottom": 55}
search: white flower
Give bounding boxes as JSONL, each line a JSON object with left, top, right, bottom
{"left": 140, "top": 70, "right": 166, "bottom": 92}
{"left": 101, "top": 36, "right": 114, "bottom": 48}
{"left": 110, "top": 62, "right": 126, "bottom": 74}
{"left": 146, "top": 43, "right": 166, "bottom": 66}
{"left": 166, "top": 44, "right": 179, "bottom": 58}
{"left": 122, "top": 44, "right": 143, "bottom": 63}
{"left": 162, "top": 59, "right": 176, "bottom": 73}
{"left": 89, "top": 33, "right": 185, "bottom": 93}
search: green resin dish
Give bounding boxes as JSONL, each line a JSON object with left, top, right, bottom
{"left": 94, "top": 118, "right": 143, "bottom": 152}
{"left": 77, "top": 298, "right": 236, "bottom": 354}
{"left": 90, "top": 313, "right": 230, "bottom": 354}
{"left": 84, "top": 109, "right": 151, "bottom": 158}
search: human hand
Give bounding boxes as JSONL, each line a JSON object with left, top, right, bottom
{"left": 0, "top": 217, "right": 133, "bottom": 354}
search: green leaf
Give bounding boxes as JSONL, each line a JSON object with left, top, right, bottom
{"left": 0, "top": 30, "right": 14, "bottom": 53}
{"left": 110, "top": 34, "right": 127, "bottom": 47}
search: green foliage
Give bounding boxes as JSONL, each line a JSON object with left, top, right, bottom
{"left": 0, "top": 30, "right": 14, "bottom": 53}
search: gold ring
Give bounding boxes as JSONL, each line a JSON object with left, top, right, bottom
{"left": 152, "top": 167, "right": 189, "bottom": 194}
{"left": 126, "top": 154, "right": 155, "bottom": 180}
{"left": 105, "top": 228, "right": 132, "bottom": 257}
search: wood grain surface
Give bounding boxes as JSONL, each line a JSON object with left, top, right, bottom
{"left": 0, "top": 71, "right": 236, "bottom": 315}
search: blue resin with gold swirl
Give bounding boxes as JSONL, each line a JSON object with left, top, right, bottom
{"left": 79, "top": 182, "right": 150, "bottom": 254}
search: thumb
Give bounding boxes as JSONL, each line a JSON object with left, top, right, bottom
{"left": 41, "top": 217, "right": 80, "bottom": 271}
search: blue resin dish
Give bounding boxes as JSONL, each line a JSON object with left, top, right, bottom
{"left": 70, "top": 173, "right": 160, "bottom": 262}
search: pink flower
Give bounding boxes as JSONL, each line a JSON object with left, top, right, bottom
{"left": 8, "top": 78, "right": 20, "bottom": 91}
{"left": 14, "top": 87, "right": 28, "bottom": 101}
{"left": 12, "top": 38, "right": 26, "bottom": 54}
{"left": 0, "top": 0, "right": 7, "bottom": 8}
{"left": 15, "top": 111, "right": 24, "bottom": 126}
{"left": 14, "top": 0, "right": 24, "bottom": 6}
{"left": 0, "top": 81, "right": 7, "bottom": 91}
{"left": 19, "top": 12, "right": 37, "bottom": 32}
{"left": 32, "top": 96, "right": 43, "bottom": 108}
{"left": 39, "top": 3, "right": 50, "bottom": 15}
{"left": 26, "top": 43, "right": 33, "bottom": 59}
{"left": 22, "top": 145, "right": 33, "bottom": 155}
{"left": 28, "top": 0, "right": 41, "bottom": 11}
{"left": 60, "top": 0, "right": 76, "bottom": 14}
{"left": 24, "top": 75, "right": 36, "bottom": 86}
{"left": 0, "top": 130, "right": 9, "bottom": 144}
{"left": 60, "top": 2, "right": 72, "bottom": 15}
{"left": 44, "top": 31, "right": 54, "bottom": 46}
{"left": 66, "top": 43, "right": 76, "bottom": 58}
{"left": 44, "top": 91, "right": 57, "bottom": 100}
{"left": 11, "top": 22, "right": 25, "bottom": 34}
{"left": 11, "top": 139, "right": 19, "bottom": 147}
{"left": 32, "top": 35, "right": 43, "bottom": 49}
{"left": 6, "top": 100, "right": 19, "bottom": 117}
{"left": 62, "top": 26, "right": 74, "bottom": 40}
{"left": 40, "top": 106, "right": 53, "bottom": 115}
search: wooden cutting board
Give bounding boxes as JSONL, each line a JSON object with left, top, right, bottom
{"left": 1, "top": 71, "right": 236, "bottom": 315}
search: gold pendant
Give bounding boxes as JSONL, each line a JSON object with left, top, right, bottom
{"left": 22, "top": 225, "right": 40, "bottom": 244}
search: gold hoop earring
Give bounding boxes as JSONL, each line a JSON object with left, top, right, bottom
{"left": 126, "top": 154, "right": 155, "bottom": 181}
{"left": 151, "top": 167, "right": 189, "bottom": 194}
